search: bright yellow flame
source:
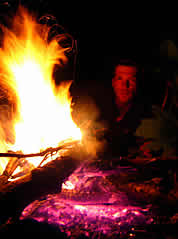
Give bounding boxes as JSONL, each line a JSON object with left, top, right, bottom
{"left": 0, "top": 7, "right": 81, "bottom": 173}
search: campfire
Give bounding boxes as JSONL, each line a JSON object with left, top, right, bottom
{"left": 0, "top": 6, "right": 82, "bottom": 179}
{"left": 0, "top": 5, "right": 177, "bottom": 239}
{"left": 0, "top": 5, "right": 84, "bottom": 231}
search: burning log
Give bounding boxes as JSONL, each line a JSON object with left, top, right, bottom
{"left": 0, "top": 142, "right": 83, "bottom": 225}
{"left": 0, "top": 140, "right": 80, "bottom": 182}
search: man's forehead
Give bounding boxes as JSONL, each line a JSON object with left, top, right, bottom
{"left": 115, "top": 65, "right": 137, "bottom": 75}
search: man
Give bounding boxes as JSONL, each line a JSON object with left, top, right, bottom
{"left": 108, "top": 60, "right": 151, "bottom": 158}
{"left": 112, "top": 61, "right": 138, "bottom": 126}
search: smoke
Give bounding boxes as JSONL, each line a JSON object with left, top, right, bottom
{"left": 71, "top": 94, "right": 107, "bottom": 159}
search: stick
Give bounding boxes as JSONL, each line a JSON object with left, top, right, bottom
{"left": 0, "top": 150, "right": 82, "bottom": 225}
{"left": 0, "top": 140, "right": 80, "bottom": 158}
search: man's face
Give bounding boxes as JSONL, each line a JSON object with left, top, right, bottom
{"left": 112, "top": 65, "right": 137, "bottom": 104}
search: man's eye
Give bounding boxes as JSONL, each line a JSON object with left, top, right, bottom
{"left": 117, "top": 76, "right": 122, "bottom": 81}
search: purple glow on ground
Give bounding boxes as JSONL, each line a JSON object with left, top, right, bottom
{"left": 20, "top": 165, "right": 154, "bottom": 238}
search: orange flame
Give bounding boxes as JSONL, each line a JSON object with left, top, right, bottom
{"left": 0, "top": 7, "right": 81, "bottom": 174}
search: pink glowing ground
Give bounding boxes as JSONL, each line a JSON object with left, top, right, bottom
{"left": 20, "top": 164, "right": 154, "bottom": 238}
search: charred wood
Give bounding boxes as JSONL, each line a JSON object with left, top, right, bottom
{"left": 0, "top": 151, "right": 81, "bottom": 225}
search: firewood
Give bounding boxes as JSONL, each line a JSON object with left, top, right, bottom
{"left": 2, "top": 156, "right": 21, "bottom": 180}
{"left": 0, "top": 140, "right": 80, "bottom": 159}
{"left": 0, "top": 149, "right": 82, "bottom": 225}
{"left": 0, "top": 140, "right": 80, "bottom": 182}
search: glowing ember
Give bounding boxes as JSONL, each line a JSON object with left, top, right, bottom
{"left": 21, "top": 165, "right": 154, "bottom": 238}
{"left": 21, "top": 196, "right": 152, "bottom": 237}
{"left": 0, "top": 7, "right": 81, "bottom": 174}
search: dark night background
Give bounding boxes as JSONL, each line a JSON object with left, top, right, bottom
{"left": 0, "top": 0, "right": 171, "bottom": 129}
{"left": 0, "top": 0, "right": 171, "bottom": 87}
{"left": 0, "top": 1, "right": 177, "bottom": 239}
{"left": 0, "top": 1, "right": 175, "bottom": 108}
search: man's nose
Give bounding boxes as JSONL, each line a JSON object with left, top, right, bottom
{"left": 126, "top": 80, "right": 130, "bottom": 88}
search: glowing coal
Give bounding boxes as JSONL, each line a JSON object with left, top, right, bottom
{"left": 20, "top": 164, "right": 154, "bottom": 238}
